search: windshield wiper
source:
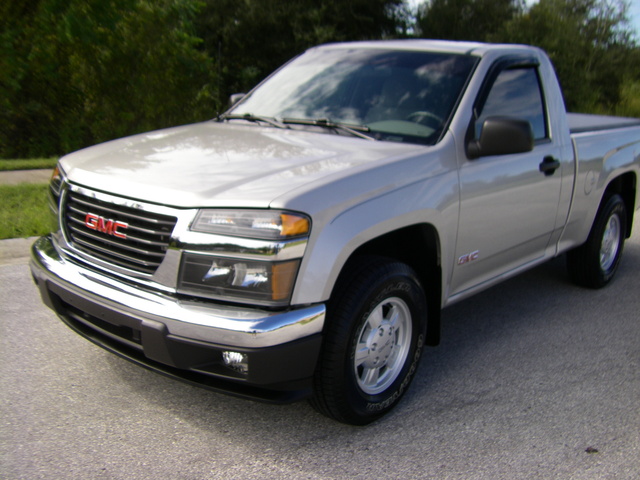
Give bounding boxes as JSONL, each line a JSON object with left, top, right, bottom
{"left": 281, "top": 118, "right": 375, "bottom": 141}
{"left": 218, "top": 113, "right": 286, "bottom": 129}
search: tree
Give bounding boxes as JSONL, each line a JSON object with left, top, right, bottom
{"left": 416, "top": 0, "right": 524, "bottom": 41}
{"left": 495, "top": 0, "right": 637, "bottom": 112}
{"left": 195, "top": 0, "right": 409, "bottom": 105}
{"left": 1, "top": 0, "right": 217, "bottom": 158}
{"left": 1, "top": 0, "right": 411, "bottom": 157}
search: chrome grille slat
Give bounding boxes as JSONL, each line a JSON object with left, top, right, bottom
{"left": 68, "top": 225, "right": 166, "bottom": 257}
{"left": 63, "top": 189, "right": 178, "bottom": 275}
{"left": 69, "top": 197, "right": 175, "bottom": 226}
{"left": 50, "top": 180, "right": 62, "bottom": 198}
{"left": 72, "top": 236, "right": 161, "bottom": 267}
{"left": 67, "top": 217, "right": 168, "bottom": 247}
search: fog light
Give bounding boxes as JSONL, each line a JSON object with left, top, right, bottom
{"left": 222, "top": 351, "right": 249, "bottom": 375}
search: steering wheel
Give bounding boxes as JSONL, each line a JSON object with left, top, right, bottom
{"left": 406, "top": 111, "right": 444, "bottom": 129}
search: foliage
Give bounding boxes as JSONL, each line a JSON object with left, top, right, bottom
{"left": 417, "top": 0, "right": 638, "bottom": 113}
{"left": 1, "top": 0, "right": 638, "bottom": 160}
{"left": 494, "top": 0, "right": 638, "bottom": 112}
{"left": 417, "top": 0, "right": 525, "bottom": 41}
{"left": 1, "top": 0, "right": 216, "bottom": 158}
{"left": 613, "top": 79, "right": 640, "bottom": 117}
{"left": 0, "top": 184, "right": 57, "bottom": 239}
{"left": 1, "top": 0, "right": 407, "bottom": 159}
{"left": 194, "top": 0, "right": 409, "bottom": 110}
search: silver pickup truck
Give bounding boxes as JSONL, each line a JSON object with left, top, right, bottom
{"left": 31, "top": 40, "right": 640, "bottom": 424}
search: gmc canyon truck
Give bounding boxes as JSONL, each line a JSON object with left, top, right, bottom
{"left": 31, "top": 40, "right": 640, "bottom": 425}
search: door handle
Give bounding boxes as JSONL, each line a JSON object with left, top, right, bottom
{"left": 539, "top": 156, "right": 560, "bottom": 176}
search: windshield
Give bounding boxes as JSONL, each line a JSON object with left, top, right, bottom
{"left": 230, "top": 47, "right": 478, "bottom": 145}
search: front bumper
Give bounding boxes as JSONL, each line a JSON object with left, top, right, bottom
{"left": 30, "top": 235, "right": 325, "bottom": 403}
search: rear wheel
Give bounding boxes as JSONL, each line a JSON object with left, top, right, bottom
{"left": 567, "top": 194, "right": 627, "bottom": 288}
{"left": 310, "top": 257, "right": 427, "bottom": 425}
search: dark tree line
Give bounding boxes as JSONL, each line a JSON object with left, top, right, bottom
{"left": 417, "top": 0, "right": 639, "bottom": 113}
{"left": 1, "top": 0, "right": 637, "bottom": 158}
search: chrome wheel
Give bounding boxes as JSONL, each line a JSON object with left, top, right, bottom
{"left": 353, "top": 297, "right": 412, "bottom": 395}
{"left": 600, "top": 213, "right": 621, "bottom": 271}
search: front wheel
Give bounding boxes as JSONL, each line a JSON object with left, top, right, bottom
{"left": 310, "top": 257, "right": 427, "bottom": 425}
{"left": 567, "top": 194, "right": 627, "bottom": 288}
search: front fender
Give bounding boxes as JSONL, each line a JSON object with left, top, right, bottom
{"left": 290, "top": 171, "right": 459, "bottom": 305}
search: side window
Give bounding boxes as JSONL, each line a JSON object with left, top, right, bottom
{"left": 476, "top": 67, "right": 547, "bottom": 140}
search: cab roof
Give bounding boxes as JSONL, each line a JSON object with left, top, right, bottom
{"left": 312, "top": 39, "right": 539, "bottom": 58}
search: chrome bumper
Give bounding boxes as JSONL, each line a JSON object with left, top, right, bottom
{"left": 30, "top": 235, "right": 325, "bottom": 400}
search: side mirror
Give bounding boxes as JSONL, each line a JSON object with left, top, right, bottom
{"left": 228, "top": 93, "right": 246, "bottom": 108}
{"left": 467, "top": 117, "right": 534, "bottom": 159}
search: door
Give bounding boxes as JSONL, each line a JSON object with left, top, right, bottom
{"left": 450, "top": 64, "right": 564, "bottom": 296}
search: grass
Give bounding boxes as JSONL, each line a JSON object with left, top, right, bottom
{"left": 0, "top": 184, "right": 58, "bottom": 239}
{"left": 0, "top": 158, "right": 59, "bottom": 239}
{"left": 0, "top": 158, "right": 58, "bottom": 171}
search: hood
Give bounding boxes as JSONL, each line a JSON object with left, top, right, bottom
{"left": 60, "top": 122, "right": 424, "bottom": 208}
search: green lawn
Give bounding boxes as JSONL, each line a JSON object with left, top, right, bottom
{"left": 0, "top": 158, "right": 59, "bottom": 239}
{"left": 0, "top": 184, "right": 57, "bottom": 239}
{"left": 0, "top": 158, "right": 58, "bottom": 171}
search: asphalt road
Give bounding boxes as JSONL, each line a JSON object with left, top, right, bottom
{"left": 1, "top": 232, "right": 639, "bottom": 480}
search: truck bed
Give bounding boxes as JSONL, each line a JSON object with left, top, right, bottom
{"left": 568, "top": 112, "right": 640, "bottom": 134}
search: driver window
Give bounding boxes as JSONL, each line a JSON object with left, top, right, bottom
{"left": 476, "top": 67, "right": 547, "bottom": 141}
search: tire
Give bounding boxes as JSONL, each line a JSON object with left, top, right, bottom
{"left": 310, "top": 256, "right": 428, "bottom": 425}
{"left": 567, "top": 194, "right": 627, "bottom": 288}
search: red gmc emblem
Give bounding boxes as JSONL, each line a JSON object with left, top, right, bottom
{"left": 85, "top": 213, "right": 128, "bottom": 239}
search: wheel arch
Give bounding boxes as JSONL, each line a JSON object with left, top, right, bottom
{"left": 603, "top": 171, "right": 636, "bottom": 238}
{"left": 333, "top": 223, "right": 442, "bottom": 346}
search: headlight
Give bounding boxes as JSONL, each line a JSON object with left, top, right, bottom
{"left": 182, "top": 209, "right": 311, "bottom": 306}
{"left": 191, "top": 209, "right": 310, "bottom": 239}
{"left": 179, "top": 253, "right": 300, "bottom": 306}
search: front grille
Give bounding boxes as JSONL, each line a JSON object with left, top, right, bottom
{"left": 63, "top": 189, "right": 177, "bottom": 275}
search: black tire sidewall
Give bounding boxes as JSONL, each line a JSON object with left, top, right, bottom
{"left": 588, "top": 195, "right": 627, "bottom": 285}
{"left": 340, "top": 265, "right": 427, "bottom": 422}
{"left": 567, "top": 194, "right": 627, "bottom": 288}
{"left": 598, "top": 198, "right": 626, "bottom": 281}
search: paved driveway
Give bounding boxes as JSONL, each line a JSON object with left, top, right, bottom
{"left": 1, "top": 231, "right": 639, "bottom": 479}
